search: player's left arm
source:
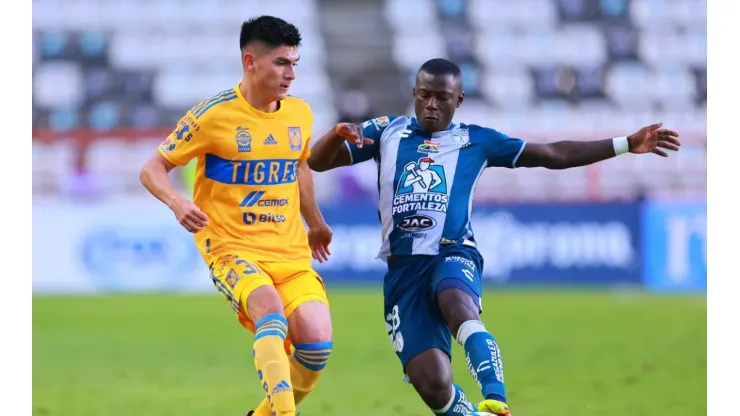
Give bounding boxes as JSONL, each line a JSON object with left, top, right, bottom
{"left": 296, "top": 108, "right": 333, "bottom": 262}
{"left": 297, "top": 160, "right": 332, "bottom": 263}
{"left": 516, "top": 123, "right": 681, "bottom": 169}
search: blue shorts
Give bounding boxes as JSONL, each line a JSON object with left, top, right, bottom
{"left": 383, "top": 244, "right": 484, "bottom": 374}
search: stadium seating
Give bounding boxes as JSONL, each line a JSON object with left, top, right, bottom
{"left": 32, "top": 0, "right": 706, "bottom": 202}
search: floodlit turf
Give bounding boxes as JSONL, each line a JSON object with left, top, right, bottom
{"left": 33, "top": 290, "right": 706, "bottom": 416}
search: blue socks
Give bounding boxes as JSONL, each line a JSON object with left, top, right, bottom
{"left": 432, "top": 383, "right": 476, "bottom": 415}
{"left": 457, "top": 320, "right": 507, "bottom": 403}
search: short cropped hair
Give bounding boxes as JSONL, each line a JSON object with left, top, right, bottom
{"left": 417, "top": 58, "right": 462, "bottom": 78}
{"left": 239, "top": 16, "right": 302, "bottom": 50}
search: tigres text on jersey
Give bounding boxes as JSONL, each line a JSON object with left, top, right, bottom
{"left": 158, "top": 85, "right": 314, "bottom": 265}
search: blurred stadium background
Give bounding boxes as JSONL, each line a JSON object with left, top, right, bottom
{"left": 32, "top": 0, "right": 707, "bottom": 415}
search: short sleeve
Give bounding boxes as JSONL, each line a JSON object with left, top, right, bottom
{"left": 158, "top": 112, "right": 211, "bottom": 166}
{"left": 345, "top": 116, "right": 396, "bottom": 165}
{"left": 298, "top": 109, "right": 314, "bottom": 162}
{"left": 481, "top": 127, "right": 527, "bottom": 168}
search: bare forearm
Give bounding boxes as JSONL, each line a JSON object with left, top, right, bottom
{"left": 140, "top": 158, "right": 180, "bottom": 209}
{"left": 520, "top": 138, "right": 621, "bottom": 170}
{"left": 298, "top": 163, "right": 325, "bottom": 229}
{"left": 552, "top": 139, "right": 617, "bottom": 169}
{"left": 307, "top": 129, "right": 348, "bottom": 172}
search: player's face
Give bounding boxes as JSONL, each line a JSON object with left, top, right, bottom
{"left": 419, "top": 161, "right": 430, "bottom": 170}
{"left": 413, "top": 72, "right": 463, "bottom": 133}
{"left": 248, "top": 45, "right": 300, "bottom": 101}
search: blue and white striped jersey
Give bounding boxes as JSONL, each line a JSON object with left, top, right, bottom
{"left": 345, "top": 116, "right": 527, "bottom": 261}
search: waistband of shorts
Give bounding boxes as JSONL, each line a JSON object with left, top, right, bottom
{"left": 386, "top": 239, "right": 476, "bottom": 265}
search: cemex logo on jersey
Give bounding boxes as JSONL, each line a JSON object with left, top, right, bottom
{"left": 240, "top": 191, "right": 289, "bottom": 208}
{"left": 393, "top": 157, "right": 449, "bottom": 215}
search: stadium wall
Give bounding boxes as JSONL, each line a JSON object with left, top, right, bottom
{"left": 32, "top": 199, "right": 706, "bottom": 294}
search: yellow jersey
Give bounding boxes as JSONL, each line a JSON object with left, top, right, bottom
{"left": 158, "top": 85, "right": 313, "bottom": 265}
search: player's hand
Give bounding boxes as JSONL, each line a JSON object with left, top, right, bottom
{"left": 335, "top": 123, "right": 374, "bottom": 148}
{"left": 169, "top": 195, "right": 209, "bottom": 233}
{"left": 628, "top": 122, "right": 681, "bottom": 157}
{"left": 307, "top": 223, "right": 333, "bottom": 263}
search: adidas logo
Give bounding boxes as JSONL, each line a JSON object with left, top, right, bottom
{"left": 272, "top": 380, "right": 292, "bottom": 395}
{"left": 263, "top": 134, "right": 278, "bottom": 145}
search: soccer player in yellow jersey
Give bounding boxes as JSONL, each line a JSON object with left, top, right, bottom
{"left": 140, "top": 16, "right": 333, "bottom": 416}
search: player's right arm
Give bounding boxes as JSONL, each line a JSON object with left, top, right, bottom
{"left": 139, "top": 112, "right": 210, "bottom": 233}
{"left": 307, "top": 116, "right": 395, "bottom": 172}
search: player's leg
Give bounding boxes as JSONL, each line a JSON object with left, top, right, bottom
{"left": 286, "top": 300, "right": 332, "bottom": 403}
{"left": 251, "top": 267, "right": 332, "bottom": 416}
{"left": 405, "top": 349, "right": 476, "bottom": 415}
{"left": 245, "top": 286, "right": 297, "bottom": 416}
{"left": 384, "top": 260, "right": 475, "bottom": 416}
{"left": 434, "top": 249, "right": 509, "bottom": 413}
{"left": 210, "top": 254, "right": 296, "bottom": 416}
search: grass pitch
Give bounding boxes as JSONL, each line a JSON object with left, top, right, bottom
{"left": 33, "top": 290, "right": 706, "bottom": 415}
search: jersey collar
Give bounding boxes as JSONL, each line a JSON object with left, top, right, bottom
{"left": 409, "top": 117, "right": 458, "bottom": 137}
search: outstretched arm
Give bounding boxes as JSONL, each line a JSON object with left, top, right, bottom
{"left": 308, "top": 124, "right": 374, "bottom": 172}
{"left": 517, "top": 123, "right": 681, "bottom": 170}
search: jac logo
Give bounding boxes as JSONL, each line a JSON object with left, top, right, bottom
{"left": 399, "top": 215, "right": 436, "bottom": 232}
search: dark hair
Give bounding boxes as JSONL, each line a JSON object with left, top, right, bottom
{"left": 239, "top": 16, "right": 302, "bottom": 50}
{"left": 417, "top": 58, "right": 462, "bottom": 78}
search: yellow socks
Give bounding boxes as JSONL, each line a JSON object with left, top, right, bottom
{"left": 252, "top": 341, "right": 333, "bottom": 416}
{"left": 253, "top": 314, "right": 296, "bottom": 416}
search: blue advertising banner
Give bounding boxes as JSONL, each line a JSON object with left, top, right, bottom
{"left": 641, "top": 201, "right": 707, "bottom": 292}
{"left": 32, "top": 200, "right": 643, "bottom": 294}
{"left": 314, "top": 202, "right": 643, "bottom": 286}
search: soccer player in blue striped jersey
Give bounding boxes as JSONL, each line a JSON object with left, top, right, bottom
{"left": 308, "top": 58, "right": 681, "bottom": 415}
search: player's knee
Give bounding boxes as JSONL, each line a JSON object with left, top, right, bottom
{"left": 288, "top": 301, "right": 333, "bottom": 344}
{"left": 438, "top": 287, "right": 480, "bottom": 336}
{"left": 288, "top": 301, "right": 333, "bottom": 377}
{"left": 245, "top": 285, "right": 285, "bottom": 323}
{"left": 406, "top": 350, "right": 453, "bottom": 409}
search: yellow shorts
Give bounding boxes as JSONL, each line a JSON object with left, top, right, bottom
{"left": 207, "top": 252, "right": 329, "bottom": 343}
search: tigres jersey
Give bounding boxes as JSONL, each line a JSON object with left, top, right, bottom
{"left": 158, "top": 85, "right": 313, "bottom": 265}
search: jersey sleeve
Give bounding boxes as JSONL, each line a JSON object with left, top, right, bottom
{"left": 298, "top": 108, "right": 314, "bottom": 162}
{"left": 344, "top": 116, "right": 396, "bottom": 165}
{"left": 481, "top": 127, "right": 527, "bottom": 168}
{"left": 158, "top": 111, "right": 211, "bottom": 167}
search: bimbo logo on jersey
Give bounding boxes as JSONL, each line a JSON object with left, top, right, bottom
{"left": 393, "top": 157, "right": 449, "bottom": 215}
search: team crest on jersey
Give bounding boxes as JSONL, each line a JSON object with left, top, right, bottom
{"left": 417, "top": 140, "right": 440, "bottom": 154}
{"left": 235, "top": 126, "right": 252, "bottom": 152}
{"left": 225, "top": 269, "right": 240, "bottom": 289}
{"left": 393, "top": 157, "right": 449, "bottom": 216}
{"left": 452, "top": 128, "right": 470, "bottom": 146}
{"left": 288, "top": 127, "right": 302, "bottom": 151}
